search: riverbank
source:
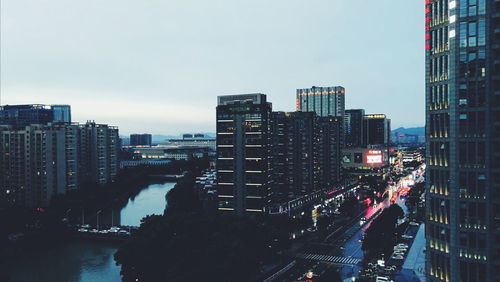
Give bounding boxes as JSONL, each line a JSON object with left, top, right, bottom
{"left": 5, "top": 181, "right": 178, "bottom": 282}
{"left": 0, "top": 158, "right": 210, "bottom": 281}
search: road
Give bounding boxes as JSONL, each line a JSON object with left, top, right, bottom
{"left": 268, "top": 171, "right": 415, "bottom": 281}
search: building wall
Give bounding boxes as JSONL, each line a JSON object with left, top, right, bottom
{"left": 216, "top": 93, "right": 271, "bottom": 215}
{"left": 269, "top": 111, "right": 318, "bottom": 202}
{"left": 0, "top": 124, "right": 79, "bottom": 208}
{"left": 130, "top": 134, "right": 152, "bottom": 146}
{"left": 345, "top": 109, "right": 365, "bottom": 148}
{"left": 425, "top": 1, "right": 498, "bottom": 281}
{"left": 79, "top": 122, "right": 119, "bottom": 185}
{"left": 296, "top": 86, "right": 345, "bottom": 117}
{"left": 316, "top": 116, "right": 344, "bottom": 189}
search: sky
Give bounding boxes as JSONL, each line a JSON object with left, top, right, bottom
{"left": 1, "top": 0, "right": 425, "bottom": 135}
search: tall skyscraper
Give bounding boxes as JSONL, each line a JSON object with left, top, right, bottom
{"left": 269, "top": 111, "right": 318, "bottom": 202}
{"left": 216, "top": 94, "right": 272, "bottom": 215}
{"left": 425, "top": 1, "right": 498, "bottom": 281}
{"left": 345, "top": 109, "right": 366, "bottom": 148}
{"left": 316, "top": 116, "right": 344, "bottom": 188}
{"left": 296, "top": 86, "right": 345, "bottom": 117}
{"left": 130, "top": 134, "right": 152, "bottom": 146}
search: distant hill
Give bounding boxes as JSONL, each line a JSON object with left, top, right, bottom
{"left": 392, "top": 127, "right": 424, "bottom": 136}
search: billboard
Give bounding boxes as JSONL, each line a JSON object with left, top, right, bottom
{"left": 366, "top": 150, "right": 383, "bottom": 164}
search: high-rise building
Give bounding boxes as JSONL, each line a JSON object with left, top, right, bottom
{"left": 363, "top": 114, "right": 391, "bottom": 147}
{"left": 0, "top": 104, "right": 71, "bottom": 129}
{"left": 425, "top": 1, "right": 499, "bottom": 281}
{"left": 216, "top": 94, "right": 272, "bottom": 215}
{"left": 0, "top": 123, "right": 79, "bottom": 208}
{"left": 345, "top": 109, "right": 365, "bottom": 148}
{"left": 130, "top": 133, "right": 152, "bottom": 146}
{"left": 79, "top": 122, "right": 119, "bottom": 185}
{"left": 296, "top": 86, "right": 345, "bottom": 117}
{"left": 269, "top": 111, "right": 318, "bottom": 202}
{"left": 316, "top": 116, "right": 344, "bottom": 189}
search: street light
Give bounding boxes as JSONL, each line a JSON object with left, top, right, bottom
{"left": 96, "top": 210, "right": 102, "bottom": 230}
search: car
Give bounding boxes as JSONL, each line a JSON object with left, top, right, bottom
{"left": 306, "top": 227, "right": 318, "bottom": 232}
{"left": 397, "top": 243, "right": 408, "bottom": 247}
{"left": 409, "top": 222, "right": 419, "bottom": 226}
{"left": 376, "top": 276, "right": 390, "bottom": 282}
{"left": 98, "top": 230, "right": 109, "bottom": 234}
{"left": 77, "top": 228, "right": 88, "bottom": 232}
{"left": 89, "top": 229, "right": 99, "bottom": 233}
{"left": 391, "top": 255, "right": 404, "bottom": 260}
{"left": 402, "top": 235, "right": 414, "bottom": 239}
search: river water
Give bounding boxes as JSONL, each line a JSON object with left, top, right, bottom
{"left": 8, "top": 182, "right": 176, "bottom": 282}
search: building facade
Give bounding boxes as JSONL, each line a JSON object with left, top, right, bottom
{"left": 0, "top": 105, "right": 119, "bottom": 208}
{"left": 316, "top": 116, "right": 344, "bottom": 189}
{"left": 0, "top": 123, "right": 79, "bottom": 208}
{"left": 79, "top": 122, "right": 119, "bottom": 185}
{"left": 130, "top": 133, "right": 152, "bottom": 146}
{"left": 296, "top": 86, "right": 345, "bottom": 117}
{"left": 363, "top": 114, "right": 391, "bottom": 147}
{"left": 425, "top": 0, "right": 499, "bottom": 281}
{"left": 216, "top": 94, "right": 272, "bottom": 215}
{"left": 0, "top": 104, "right": 71, "bottom": 129}
{"left": 269, "top": 111, "right": 318, "bottom": 202}
{"left": 345, "top": 109, "right": 366, "bottom": 148}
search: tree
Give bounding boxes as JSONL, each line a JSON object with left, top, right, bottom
{"left": 339, "top": 197, "right": 358, "bottom": 216}
{"left": 362, "top": 204, "right": 404, "bottom": 259}
{"left": 114, "top": 213, "right": 288, "bottom": 282}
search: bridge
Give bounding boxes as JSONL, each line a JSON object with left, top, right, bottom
{"left": 297, "top": 253, "right": 361, "bottom": 266}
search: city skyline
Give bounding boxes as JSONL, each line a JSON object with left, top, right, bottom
{"left": 1, "top": 0, "right": 424, "bottom": 135}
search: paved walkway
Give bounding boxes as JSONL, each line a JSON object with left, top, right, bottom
{"left": 297, "top": 253, "right": 361, "bottom": 265}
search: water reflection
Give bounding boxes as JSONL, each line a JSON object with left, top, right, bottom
{"left": 85, "top": 182, "right": 176, "bottom": 228}
{"left": 9, "top": 182, "right": 176, "bottom": 282}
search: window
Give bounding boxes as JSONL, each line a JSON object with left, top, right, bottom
{"left": 478, "top": 20, "right": 485, "bottom": 46}
{"left": 478, "top": 0, "right": 485, "bottom": 14}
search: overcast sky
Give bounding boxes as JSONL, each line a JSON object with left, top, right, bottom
{"left": 1, "top": 0, "right": 425, "bottom": 135}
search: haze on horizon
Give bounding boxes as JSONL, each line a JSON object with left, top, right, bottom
{"left": 0, "top": 0, "right": 424, "bottom": 135}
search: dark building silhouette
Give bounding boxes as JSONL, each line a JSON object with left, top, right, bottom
{"left": 269, "top": 111, "right": 318, "bottom": 202}
{"left": 130, "top": 133, "right": 152, "bottom": 146}
{"left": 345, "top": 109, "right": 365, "bottom": 148}
{"left": 362, "top": 114, "right": 391, "bottom": 147}
{"left": 316, "top": 116, "right": 344, "bottom": 189}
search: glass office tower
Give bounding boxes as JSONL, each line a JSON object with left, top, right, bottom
{"left": 425, "top": 0, "right": 499, "bottom": 281}
{"left": 296, "top": 86, "right": 345, "bottom": 117}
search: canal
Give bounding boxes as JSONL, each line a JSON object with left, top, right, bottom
{"left": 8, "top": 182, "right": 176, "bottom": 282}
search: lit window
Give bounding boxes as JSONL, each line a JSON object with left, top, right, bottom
{"left": 449, "top": 30, "right": 456, "bottom": 38}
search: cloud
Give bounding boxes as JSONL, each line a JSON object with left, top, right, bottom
{"left": 2, "top": 86, "right": 214, "bottom": 135}
{"left": 1, "top": 0, "right": 425, "bottom": 132}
